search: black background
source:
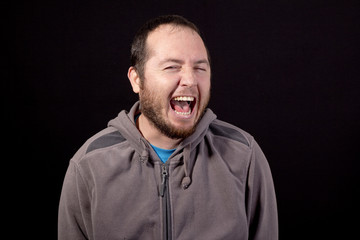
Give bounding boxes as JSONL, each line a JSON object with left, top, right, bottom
{"left": 8, "top": 0, "right": 359, "bottom": 239}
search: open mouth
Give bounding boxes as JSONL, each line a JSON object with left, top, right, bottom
{"left": 170, "top": 96, "right": 196, "bottom": 116}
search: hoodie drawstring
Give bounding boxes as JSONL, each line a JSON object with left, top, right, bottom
{"left": 139, "top": 138, "right": 150, "bottom": 163}
{"left": 181, "top": 143, "right": 193, "bottom": 190}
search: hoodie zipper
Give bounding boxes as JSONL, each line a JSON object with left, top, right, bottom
{"left": 160, "top": 164, "right": 172, "bottom": 240}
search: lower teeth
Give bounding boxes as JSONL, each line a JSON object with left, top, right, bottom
{"left": 174, "top": 110, "right": 191, "bottom": 115}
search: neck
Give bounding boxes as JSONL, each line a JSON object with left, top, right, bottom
{"left": 137, "top": 114, "right": 181, "bottom": 149}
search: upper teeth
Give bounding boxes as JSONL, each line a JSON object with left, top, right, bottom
{"left": 173, "top": 96, "right": 194, "bottom": 101}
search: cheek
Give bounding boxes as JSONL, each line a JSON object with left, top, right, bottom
{"left": 199, "top": 78, "right": 211, "bottom": 97}
{"left": 147, "top": 71, "right": 179, "bottom": 90}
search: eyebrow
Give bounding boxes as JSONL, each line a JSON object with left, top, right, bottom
{"left": 194, "top": 59, "right": 210, "bottom": 65}
{"left": 159, "top": 58, "right": 210, "bottom": 66}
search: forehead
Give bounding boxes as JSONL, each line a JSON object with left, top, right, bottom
{"left": 146, "top": 24, "right": 208, "bottom": 61}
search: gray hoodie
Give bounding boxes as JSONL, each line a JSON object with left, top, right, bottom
{"left": 58, "top": 102, "right": 278, "bottom": 240}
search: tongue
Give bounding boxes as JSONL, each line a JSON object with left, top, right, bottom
{"left": 171, "top": 100, "right": 191, "bottom": 113}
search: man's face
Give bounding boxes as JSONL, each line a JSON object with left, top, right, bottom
{"left": 139, "top": 24, "right": 211, "bottom": 139}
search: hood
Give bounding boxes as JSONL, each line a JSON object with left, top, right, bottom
{"left": 108, "top": 101, "right": 217, "bottom": 188}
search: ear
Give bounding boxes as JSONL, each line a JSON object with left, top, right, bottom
{"left": 128, "top": 66, "right": 141, "bottom": 93}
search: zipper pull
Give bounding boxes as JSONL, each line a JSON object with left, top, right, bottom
{"left": 160, "top": 164, "right": 168, "bottom": 197}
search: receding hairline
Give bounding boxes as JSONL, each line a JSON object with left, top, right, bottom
{"left": 144, "top": 23, "right": 209, "bottom": 63}
{"left": 150, "top": 22, "right": 198, "bottom": 33}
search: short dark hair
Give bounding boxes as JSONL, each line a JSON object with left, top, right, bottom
{"left": 130, "top": 15, "right": 210, "bottom": 80}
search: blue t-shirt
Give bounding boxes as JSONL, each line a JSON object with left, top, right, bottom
{"left": 151, "top": 144, "right": 175, "bottom": 163}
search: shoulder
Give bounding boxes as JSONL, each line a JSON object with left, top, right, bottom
{"left": 85, "top": 128, "right": 126, "bottom": 154}
{"left": 71, "top": 126, "right": 127, "bottom": 164}
{"left": 208, "top": 119, "right": 253, "bottom": 148}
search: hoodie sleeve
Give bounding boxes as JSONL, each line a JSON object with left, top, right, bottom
{"left": 246, "top": 139, "right": 278, "bottom": 240}
{"left": 58, "top": 160, "right": 92, "bottom": 240}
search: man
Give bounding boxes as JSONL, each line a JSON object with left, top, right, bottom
{"left": 58, "top": 15, "right": 278, "bottom": 240}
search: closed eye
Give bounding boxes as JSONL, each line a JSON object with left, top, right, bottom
{"left": 164, "top": 65, "right": 181, "bottom": 70}
{"left": 195, "top": 67, "right": 206, "bottom": 71}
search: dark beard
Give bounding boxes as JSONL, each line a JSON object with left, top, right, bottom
{"left": 139, "top": 85, "right": 208, "bottom": 140}
{"left": 140, "top": 96, "right": 196, "bottom": 139}
{"left": 142, "top": 106, "right": 197, "bottom": 139}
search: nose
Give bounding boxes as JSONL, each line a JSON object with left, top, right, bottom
{"left": 180, "top": 67, "right": 197, "bottom": 88}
